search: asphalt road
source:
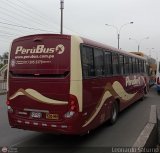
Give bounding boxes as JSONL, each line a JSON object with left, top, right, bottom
{"left": 0, "top": 86, "right": 159, "bottom": 153}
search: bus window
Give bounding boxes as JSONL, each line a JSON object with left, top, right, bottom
{"left": 124, "top": 56, "right": 129, "bottom": 75}
{"left": 144, "top": 61, "right": 147, "bottom": 74}
{"left": 104, "top": 51, "right": 112, "bottom": 75}
{"left": 119, "top": 55, "right": 124, "bottom": 75}
{"left": 94, "top": 48, "right": 104, "bottom": 76}
{"left": 132, "top": 58, "right": 136, "bottom": 73}
{"left": 112, "top": 53, "right": 119, "bottom": 75}
{"left": 81, "top": 46, "right": 95, "bottom": 78}
{"left": 129, "top": 57, "right": 133, "bottom": 74}
{"left": 135, "top": 59, "right": 139, "bottom": 73}
{"left": 139, "top": 60, "right": 143, "bottom": 73}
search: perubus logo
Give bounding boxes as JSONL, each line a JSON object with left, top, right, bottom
{"left": 126, "top": 76, "right": 141, "bottom": 87}
{"left": 15, "top": 44, "right": 65, "bottom": 55}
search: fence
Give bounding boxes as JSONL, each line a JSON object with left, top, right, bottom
{"left": 0, "top": 79, "right": 7, "bottom": 94}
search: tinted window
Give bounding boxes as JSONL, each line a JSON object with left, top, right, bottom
{"left": 129, "top": 57, "right": 133, "bottom": 74}
{"left": 94, "top": 48, "right": 104, "bottom": 76}
{"left": 124, "top": 56, "right": 129, "bottom": 75}
{"left": 81, "top": 46, "right": 95, "bottom": 78}
{"left": 135, "top": 59, "right": 139, "bottom": 73}
{"left": 144, "top": 61, "right": 147, "bottom": 73}
{"left": 132, "top": 58, "right": 136, "bottom": 73}
{"left": 139, "top": 60, "right": 144, "bottom": 73}
{"left": 112, "top": 53, "right": 119, "bottom": 75}
{"left": 104, "top": 51, "right": 112, "bottom": 75}
{"left": 119, "top": 55, "right": 124, "bottom": 75}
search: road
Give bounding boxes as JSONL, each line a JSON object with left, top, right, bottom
{"left": 0, "top": 86, "right": 159, "bottom": 153}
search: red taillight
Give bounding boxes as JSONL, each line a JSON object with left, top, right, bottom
{"left": 64, "top": 95, "right": 79, "bottom": 118}
{"left": 6, "top": 100, "right": 10, "bottom": 106}
{"left": 157, "top": 77, "right": 160, "bottom": 85}
{"left": 68, "top": 94, "right": 79, "bottom": 112}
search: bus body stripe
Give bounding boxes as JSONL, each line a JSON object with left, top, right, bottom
{"left": 83, "top": 81, "right": 137, "bottom": 127}
{"left": 9, "top": 88, "right": 68, "bottom": 105}
{"left": 70, "top": 36, "right": 83, "bottom": 112}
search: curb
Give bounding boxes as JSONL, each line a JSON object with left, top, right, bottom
{"left": 133, "top": 105, "right": 158, "bottom": 150}
{"left": 157, "top": 106, "right": 160, "bottom": 144}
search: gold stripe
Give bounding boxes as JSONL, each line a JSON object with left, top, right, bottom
{"left": 70, "top": 36, "right": 83, "bottom": 112}
{"left": 9, "top": 88, "right": 68, "bottom": 105}
{"left": 82, "top": 81, "right": 137, "bottom": 127}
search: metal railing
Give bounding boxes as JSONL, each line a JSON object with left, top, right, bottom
{"left": 0, "top": 79, "right": 7, "bottom": 94}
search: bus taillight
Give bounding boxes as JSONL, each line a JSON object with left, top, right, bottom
{"left": 6, "top": 100, "right": 14, "bottom": 113}
{"left": 64, "top": 94, "right": 79, "bottom": 119}
{"left": 6, "top": 100, "right": 10, "bottom": 106}
{"left": 68, "top": 94, "right": 79, "bottom": 112}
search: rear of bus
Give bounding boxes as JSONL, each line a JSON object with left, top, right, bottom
{"left": 7, "top": 34, "right": 83, "bottom": 134}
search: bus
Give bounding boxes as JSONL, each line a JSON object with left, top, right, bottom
{"left": 7, "top": 34, "right": 149, "bottom": 135}
{"left": 149, "top": 62, "right": 157, "bottom": 86}
{"left": 156, "top": 60, "right": 160, "bottom": 93}
{"left": 130, "top": 51, "right": 157, "bottom": 87}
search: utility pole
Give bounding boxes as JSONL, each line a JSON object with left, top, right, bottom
{"left": 60, "top": 0, "right": 64, "bottom": 34}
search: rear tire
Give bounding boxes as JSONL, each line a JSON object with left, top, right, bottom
{"left": 140, "top": 89, "right": 145, "bottom": 101}
{"left": 110, "top": 102, "right": 118, "bottom": 124}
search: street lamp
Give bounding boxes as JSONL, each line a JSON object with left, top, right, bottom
{"left": 105, "top": 22, "right": 133, "bottom": 49}
{"left": 60, "top": 0, "right": 64, "bottom": 34}
{"left": 129, "top": 37, "right": 149, "bottom": 52}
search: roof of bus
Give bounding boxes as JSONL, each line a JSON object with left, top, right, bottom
{"left": 12, "top": 34, "right": 71, "bottom": 42}
{"left": 81, "top": 37, "right": 146, "bottom": 60}
{"left": 11, "top": 33, "right": 146, "bottom": 60}
{"left": 130, "top": 52, "right": 144, "bottom": 56}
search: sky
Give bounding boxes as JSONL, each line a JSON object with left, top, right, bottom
{"left": 0, "top": 0, "right": 160, "bottom": 59}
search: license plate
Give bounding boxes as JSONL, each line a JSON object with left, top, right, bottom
{"left": 46, "top": 113, "right": 59, "bottom": 120}
{"left": 31, "top": 112, "right": 42, "bottom": 119}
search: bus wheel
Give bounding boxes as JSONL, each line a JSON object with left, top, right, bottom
{"left": 140, "top": 94, "right": 145, "bottom": 101}
{"left": 140, "top": 89, "right": 145, "bottom": 101}
{"left": 144, "top": 86, "right": 148, "bottom": 94}
{"left": 110, "top": 101, "right": 118, "bottom": 124}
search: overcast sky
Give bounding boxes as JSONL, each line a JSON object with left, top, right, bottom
{"left": 0, "top": 0, "right": 160, "bottom": 59}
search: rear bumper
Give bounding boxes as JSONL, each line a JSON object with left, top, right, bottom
{"left": 8, "top": 113, "right": 85, "bottom": 135}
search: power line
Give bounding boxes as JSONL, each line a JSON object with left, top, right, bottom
{"left": 15, "top": 0, "right": 60, "bottom": 29}
{"left": 0, "top": 1, "right": 54, "bottom": 30}
{"left": 0, "top": 31, "right": 18, "bottom": 37}
{"left": 0, "top": 17, "right": 53, "bottom": 35}
{"left": 0, "top": 25, "right": 26, "bottom": 35}
{"left": 16, "top": 0, "right": 81, "bottom": 35}
{"left": 0, "top": 21, "right": 54, "bottom": 32}
{"left": 0, "top": 9, "right": 38, "bottom": 30}
{"left": 1, "top": 0, "right": 59, "bottom": 31}
{"left": 1, "top": 0, "right": 81, "bottom": 36}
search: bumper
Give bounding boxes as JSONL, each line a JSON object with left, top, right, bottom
{"left": 8, "top": 114, "right": 85, "bottom": 135}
